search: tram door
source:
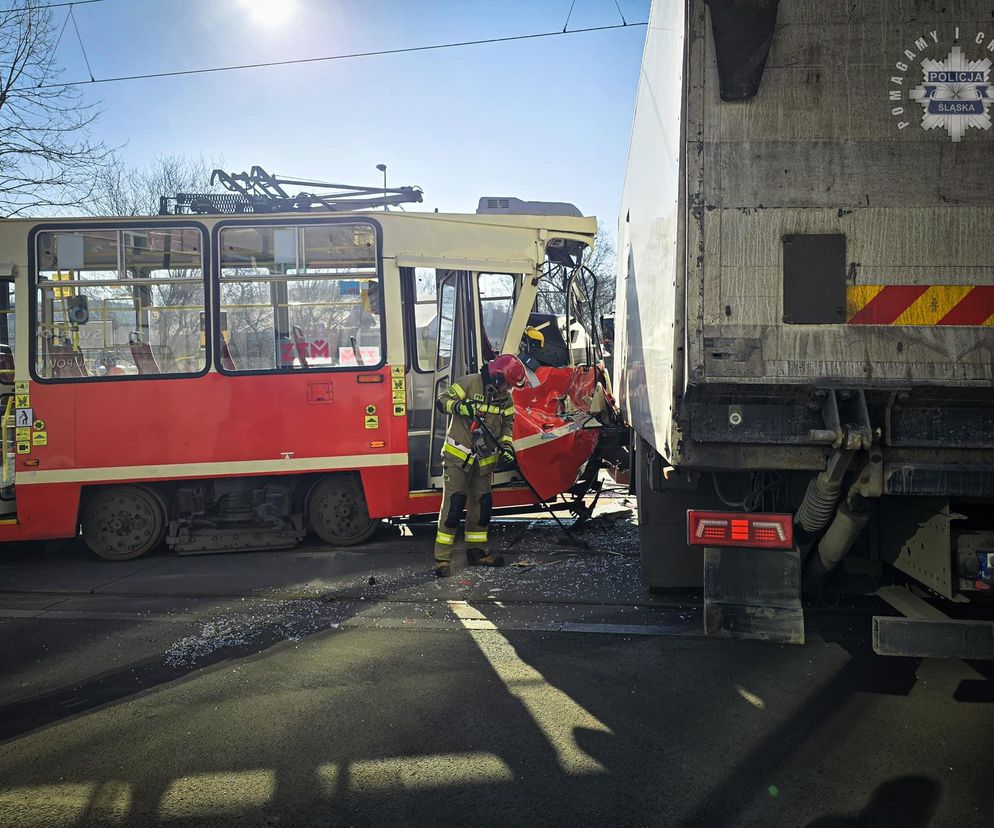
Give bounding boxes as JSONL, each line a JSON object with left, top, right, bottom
{"left": 426, "top": 271, "right": 478, "bottom": 483}
{"left": 0, "top": 272, "right": 16, "bottom": 518}
{"left": 403, "top": 267, "right": 519, "bottom": 491}
{"left": 402, "top": 268, "right": 476, "bottom": 490}
{"left": 0, "top": 392, "right": 14, "bottom": 519}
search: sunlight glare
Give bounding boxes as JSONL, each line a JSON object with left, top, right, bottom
{"left": 735, "top": 685, "right": 766, "bottom": 709}
{"left": 239, "top": 0, "right": 297, "bottom": 28}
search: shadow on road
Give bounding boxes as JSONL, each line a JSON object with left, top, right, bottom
{"left": 0, "top": 540, "right": 989, "bottom": 827}
{"left": 806, "top": 775, "right": 942, "bottom": 828}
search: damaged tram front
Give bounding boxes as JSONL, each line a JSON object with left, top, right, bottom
{"left": 0, "top": 196, "right": 614, "bottom": 559}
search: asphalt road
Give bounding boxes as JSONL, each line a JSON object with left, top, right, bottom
{"left": 0, "top": 514, "right": 991, "bottom": 827}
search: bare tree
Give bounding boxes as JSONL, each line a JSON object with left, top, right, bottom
{"left": 85, "top": 152, "right": 223, "bottom": 217}
{"left": 581, "top": 222, "right": 617, "bottom": 320}
{"left": 82, "top": 154, "right": 224, "bottom": 368}
{"left": 0, "top": 1, "right": 111, "bottom": 216}
{"left": 538, "top": 221, "right": 617, "bottom": 321}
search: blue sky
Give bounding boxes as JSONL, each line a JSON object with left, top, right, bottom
{"left": 49, "top": 0, "right": 650, "bottom": 229}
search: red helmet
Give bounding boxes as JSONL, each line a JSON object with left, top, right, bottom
{"left": 488, "top": 354, "right": 528, "bottom": 389}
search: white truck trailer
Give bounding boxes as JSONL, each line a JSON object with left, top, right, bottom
{"left": 615, "top": 0, "right": 994, "bottom": 656}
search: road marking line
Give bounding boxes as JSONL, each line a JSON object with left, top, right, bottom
{"left": 449, "top": 600, "right": 612, "bottom": 775}
{"left": 0, "top": 609, "right": 190, "bottom": 622}
{"left": 0, "top": 605, "right": 699, "bottom": 634}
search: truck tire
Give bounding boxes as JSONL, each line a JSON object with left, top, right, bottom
{"left": 307, "top": 474, "right": 380, "bottom": 546}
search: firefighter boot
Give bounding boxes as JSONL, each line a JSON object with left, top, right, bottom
{"left": 434, "top": 561, "right": 452, "bottom": 578}
{"left": 467, "top": 548, "right": 505, "bottom": 567}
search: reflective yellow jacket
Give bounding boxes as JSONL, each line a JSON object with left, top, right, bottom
{"left": 437, "top": 372, "right": 514, "bottom": 468}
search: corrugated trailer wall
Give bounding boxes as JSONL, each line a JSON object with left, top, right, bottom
{"left": 688, "top": 0, "right": 994, "bottom": 389}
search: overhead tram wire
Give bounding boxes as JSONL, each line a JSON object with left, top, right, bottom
{"left": 69, "top": 4, "right": 96, "bottom": 81}
{"left": 2, "top": 0, "right": 105, "bottom": 13}
{"left": 50, "top": 3, "right": 74, "bottom": 54}
{"left": 26, "top": 21, "right": 647, "bottom": 92}
{"left": 562, "top": 0, "right": 577, "bottom": 32}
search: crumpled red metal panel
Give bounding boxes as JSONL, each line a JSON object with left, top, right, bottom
{"left": 512, "top": 366, "right": 601, "bottom": 500}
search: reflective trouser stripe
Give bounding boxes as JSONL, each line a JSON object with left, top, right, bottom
{"left": 436, "top": 457, "right": 492, "bottom": 563}
{"left": 443, "top": 442, "right": 475, "bottom": 464}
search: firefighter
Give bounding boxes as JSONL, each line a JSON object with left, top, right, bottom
{"left": 433, "top": 354, "right": 529, "bottom": 577}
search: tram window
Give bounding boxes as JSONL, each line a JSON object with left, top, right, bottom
{"left": 412, "top": 267, "right": 440, "bottom": 372}
{"left": 478, "top": 272, "right": 515, "bottom": 356}
{"left": 436, "top": 277, "right": 457, "bottom": 373}
{"left": 0, "top": 281, "right": 14, "bottom": 353}
{"left": 33, "top": 227, "right": 206, "bottom": 379}
{"left": 218, "top": 222, "right": 382, "bottom": 372}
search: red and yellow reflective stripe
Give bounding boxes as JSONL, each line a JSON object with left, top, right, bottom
{"left": 847, "top": 285, "right": 994, "bottom": 325}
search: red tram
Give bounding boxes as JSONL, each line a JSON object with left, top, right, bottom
{"left": 0, "top": 198, "right": 605, "bottom": 559}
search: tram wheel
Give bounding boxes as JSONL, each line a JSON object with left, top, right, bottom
{"left": 81, "top": 485, "right": 166, "bottom": 561}
{"left": 307, "top": 474, "right": 380, "bottom": 546}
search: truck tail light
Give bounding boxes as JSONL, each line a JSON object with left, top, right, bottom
{"left": 687, "top": 510, "right": 794, "bottom": 550}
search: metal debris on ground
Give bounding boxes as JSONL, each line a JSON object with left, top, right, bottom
{"left": 511, "top": 559, "right": 566, "bottom": 571}
{"left": 161, "top": 510, "right": 647, "bottom": 664}
{"left": 164, "top": 599, "right": 347, "bottom": 668}
{"left": 491, "top": 513, "right": 639, "bottom": 556}
{"left": 586, "top": 508, "right": 633, "bottom": 523}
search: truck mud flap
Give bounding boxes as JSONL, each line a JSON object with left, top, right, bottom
{"left": 703, "top": 546, "right": 805, "bottom": 644}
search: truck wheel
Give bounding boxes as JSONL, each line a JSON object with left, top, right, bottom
{"left": 81, "top": 485, "right": 166, "bottom": 561}
{"left": 307, "top": 474, "right": 380, "bottom": 546}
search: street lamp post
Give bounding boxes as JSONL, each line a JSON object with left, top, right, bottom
{"left": 376, "top": 163, "right": 387, "bottom": 210}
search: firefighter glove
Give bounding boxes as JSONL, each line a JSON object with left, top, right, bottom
{"left": 454, "top": 399, "right": 478, "bottom": 418}
{"left": 499, "top": 444, "right": 516, "bottom": 465}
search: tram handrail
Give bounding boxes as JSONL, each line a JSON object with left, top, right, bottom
{"left": 1, "top": 395, "right": 15, "bottom": 494}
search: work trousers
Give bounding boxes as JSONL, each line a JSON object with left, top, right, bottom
{"left": 434, "top": 458, "right": 494, "bottom": 562}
